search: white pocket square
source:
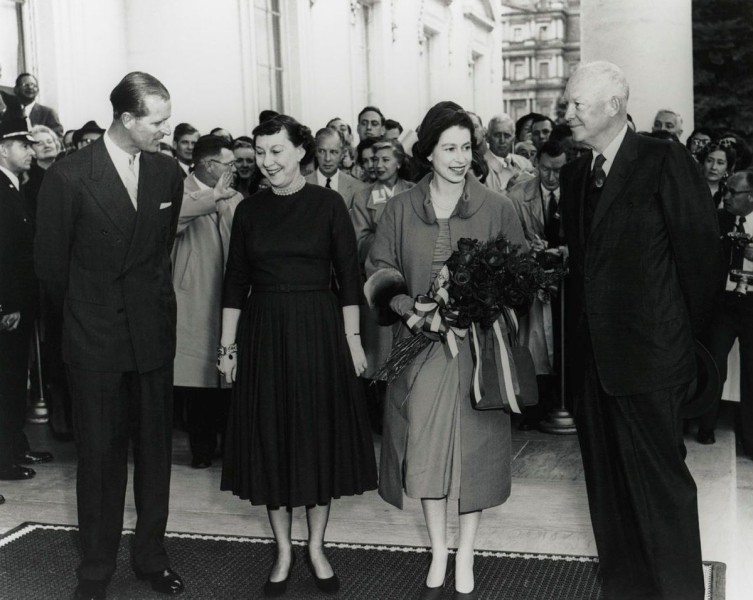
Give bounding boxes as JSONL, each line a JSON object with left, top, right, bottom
{"left": 159, "top": 202, "right": 172, "bottom": 209}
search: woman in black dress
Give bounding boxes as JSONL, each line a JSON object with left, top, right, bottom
{"left": 217, "top": 115, "right": 377, "bottom": 597}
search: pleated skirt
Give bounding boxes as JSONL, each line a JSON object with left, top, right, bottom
{"left": 220, "top": 290, "right": 378, "bottom": 507}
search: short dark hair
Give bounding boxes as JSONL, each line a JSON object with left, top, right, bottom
{"left": 515, "top": 112, "right": 542, "bottom": 141}
{"left": 531, "top": 114, "right": 555, "bottom": 128}
{"left": 698, "top": 142, "right": 737, "bottom": 172}
{"left": 549, "top": 124, "right": 572, "bottom": 143}
{"left": 413, "top": 101, "right": 474, "bottom": 170}
{"left": 357, "top": 106, "right": 385, "bottom": 126}
{"left": 327, "top": 117, "right": 352, "bottom": 135}
{"left": 210, "top": 127, "right": 232, "bottom": 141}
{"left": 259, "top": 110, "right": 280, "bottom": 123}
{"left": 192, "top": 135, "right": 231, "bottom": 165}
{"left": 15, "top": 73, "right": 36, "bottom": 87}
{"left": 231, "top": 136, "right": 254, "bottom": 150}
{"left": 384, "top": 119, "right": 403, "bottom": 134}
{"left": 685, "top": 127, "right": 714, "bottom": 150}
{"left": 539, "top": 141, "right": 565, "bottom": 160}
{"left": 173, "top": 123, "right": 199, "bottom": 142}
{"left": 110, "top": 72, "right": 170, "bottom": 120}
{"left": 314, "top": 127, "right": 345, "bottom": 147}
{"left": 356, "top": 138, "right": 378, "bottom": 165}
{"left": 252, "top": 115, "right": 315, "bottom": 163}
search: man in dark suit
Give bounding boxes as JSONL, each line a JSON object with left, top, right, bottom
{"left": 0, "top": 118, "right": 54, "bottom": 482}
{"left": 306, "top": 127, "right": 367, "bottom": 210}
{"left": 559, "top": 61, "right": 723, "bottom": 600}
{"left": 698, "top": 171, "right": 753, "bottom": 448}
{"left": 35, "top": 72, "right": 185, "bottom": 600}
{"left": 3, "top": 74, "right": 64, "bottom": 138}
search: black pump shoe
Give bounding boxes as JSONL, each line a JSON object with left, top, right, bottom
{"left": 264, "top": 551, "right": 296, "bottom": 597}
{"left": 305, "top": 553, "right": 340, "bottom": 594}
{"left": 418, "top": 582, "right": 445, "bottom": 599}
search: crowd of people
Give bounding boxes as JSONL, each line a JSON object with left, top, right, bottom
{"left": 0, "top": 63, "right": 750, "bottom": 600}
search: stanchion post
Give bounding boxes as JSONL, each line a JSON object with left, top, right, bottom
{"left": 539, "top": 280, "right": 577, "bottom": 435}
{"left": 27, "top": 319, "right": 49, "bottom": 424}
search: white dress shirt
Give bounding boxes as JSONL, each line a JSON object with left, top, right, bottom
{"left": 104, "top": 130, "right": 141, "bottom": 209}
{"left": 316, "top": 169, "right": 340, "bottom": 192}
{"left": 591, "top": 123, "right": 629, "bottom": 177}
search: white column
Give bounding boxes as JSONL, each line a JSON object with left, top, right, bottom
{"left": 580, "top": 0, "right": 694, "bottom": 141}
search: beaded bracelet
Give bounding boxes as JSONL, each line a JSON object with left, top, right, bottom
{"left": 217, "top": 343, "right": 238, "bottom": 359}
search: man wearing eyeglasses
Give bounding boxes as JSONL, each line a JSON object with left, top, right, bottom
{"left": 698, "top": 171, "right": 753, "bottom": 452}
{"left": 5, "top": 74, "right": 64, "bottom": 138}
{"left": 171, "top": 134, "right": 242, "bottom": 469}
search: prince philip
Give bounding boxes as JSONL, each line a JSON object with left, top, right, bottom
{"left": 34, "top": 72, "right": 185, "bottom": 600}
{"left": 560, "top": 62, "right": 723, "bottom": 600}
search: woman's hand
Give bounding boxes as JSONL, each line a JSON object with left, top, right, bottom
{"left": 347, "top": 335, "right": 368, "bottom": 377}
{"left": 216, "top": 344, "right": 238, "bottom": 384}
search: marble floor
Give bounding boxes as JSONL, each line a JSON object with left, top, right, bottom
{"left": 1, "top": 405, "right": 751, "bottom": 599}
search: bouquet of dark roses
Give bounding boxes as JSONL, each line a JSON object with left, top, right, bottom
{"left": 373, "top": 234, "right": 567, "bottom": 398}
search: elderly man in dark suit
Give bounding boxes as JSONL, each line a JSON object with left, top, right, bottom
{"left": 306, "top": 127, "right": 366, "bottom": 210}
{"left": 3, "top": 74, "right": 64, "bottom": 138}
{"left": 0, "top": 118, "right": 54, "bottom": 483}
{"left": 559, "top": 61, "right": 723, "bottom": 600}
{"left": 35, "top": 72, "right": 185, "bottom": 600}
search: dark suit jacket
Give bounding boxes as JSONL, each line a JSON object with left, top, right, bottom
{"left": 34, "top": 137, "right": 183, "bottom": 373}
{"left": 0, "top": 171, "right": 37, "bottom": 319}
{"left": 560, "top": 127, "right": 724, "bottom": 396}
{"left": 3, "top": 96, "right": 64, "bottom": 138}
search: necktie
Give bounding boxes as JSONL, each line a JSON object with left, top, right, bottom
{"left": 584, "top": 154, "right": 606, "bottom": 238}
{"left": 325, "top": 177, "right": 332, "bottom": 189}
{"left": 731, "top": 216, "right": 747, "bottom": 273}
{"left": 545, "top": 191, "right": 559, "bottom": 244}
{"left": 124, "top": 154, "right": 138, "bottom": 208}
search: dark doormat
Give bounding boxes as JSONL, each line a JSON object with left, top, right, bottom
{"left": 0, "top": 523, "right": 725, "bottom": 599}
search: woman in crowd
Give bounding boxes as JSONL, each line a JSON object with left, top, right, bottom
{"left": 351, "top": 139, "right": 415, "bottom": 430}
{"left": 217, "top": 115, "right": 377, "bottom": 598}
{"left": 699, "top": 142, "right": 736, "bottom": 206}
{"left": 365, "top": 101, "right": 527, "bottom": 599}
{"left": 231, "top": 136, "right": 262, "bottom": 198}
{"left": 353, "top": 137, "right": 378, "bottom": 183}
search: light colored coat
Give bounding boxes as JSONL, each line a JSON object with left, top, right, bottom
{"left": 172, "top": 174, "right": 243, "bottom": 387}
{"left": 365, "top": 173, "right": 528, "bottom": 512}
{"left": 483, "top": 149, "right": 533, "bottom": 194}
{"left": 351, "top": 179, "right": 415, "bottom": 377}
{"left": 506, "top": 175, "right": 557, "bottom": 375}
{"left": 305, "top": 169, "right": 367, "bottom": 211}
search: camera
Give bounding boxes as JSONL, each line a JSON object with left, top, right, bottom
{"left": 728, "top": 231, "right": 753, "bottom": 295}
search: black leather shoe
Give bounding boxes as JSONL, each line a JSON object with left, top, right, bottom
{"left": 73, "top": 579, "right": 107, "bottom": 600}
{"left": 191, "top": 455, "right": 212, "bottom": 469}
{"left": 264, "top": 551, "right": 296, "bottom": 597}
{"left": 418, "top": 582, "right": 445, "bottom": 599}
{"left": 0, "top": 464, "right": 35, "bottom": 480}
{"left": 135, "top": 568, "right": 184, "bottom": 595}
{"left": 18, "top": 450, "right": 54, "bottom": 464}
{"left": 697, "top": 429, "right": 716, "bottom": 445}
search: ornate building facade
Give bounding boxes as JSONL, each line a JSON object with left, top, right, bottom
{"left": 499, "top": 0, "right": 580, "bottom": 122}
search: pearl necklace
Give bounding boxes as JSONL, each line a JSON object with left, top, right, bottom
{"left": 271, "top": 174, "right": 306, "bottom": 196}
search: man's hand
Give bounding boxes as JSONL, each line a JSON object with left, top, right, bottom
{"left": 213, "top": 170, "right": 236, "bottom": 201}
{"left": 0, "top": 311, "right": 21, "bottom": 332}
{"left": 530, "top": 234, "right": 549, "bottom": 253}
{"left": 744, "top": 245, "right": 753, "bottom": 263}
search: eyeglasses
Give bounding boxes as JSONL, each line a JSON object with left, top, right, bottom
{"left": 234, "top": 158, "right": 255, "bottom": 165}
{"left": 689, "top": 138, "right": 710, "bottom": 147}
{"left": 209, "top": 159, "right": 236, "bottom": 168}
{"left": 727, "top": 189, "right": 753, "bottom": 196}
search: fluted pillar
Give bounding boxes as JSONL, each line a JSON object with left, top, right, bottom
{"left": 580, "top": 0, "right": 694, "bottom": 141}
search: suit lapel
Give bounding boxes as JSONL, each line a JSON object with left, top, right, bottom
{"left": 122, "top": 152, "right": 162, "bottom": 271}
{"left": 568, "top": 154, "right": 591, "bottom": 249}
{"left": 532, "top": 179, "right": 546, "bottom": 232}
{"left": 590, "top": 128, "right": 639, "bottom": 236}
{"left": 82, "top": 139, "right": 137, "bottom": 239}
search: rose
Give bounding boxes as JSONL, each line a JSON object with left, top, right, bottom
{"left": 495, "top": 237, "right": 512, "bottom": 254}
{"left": 476, "top": 290, "right": 495, "bottom": 306}
{"left": 460, "top": 252, "right": 474, "bottom": 266}
{"left": 485, "top": 248, "right": 504, "bottom": 267}
{"left": 457, "top": 313, "right": 472, "bottom": 329}
{"left": 457, "top": 238, "right": 477, "bottom": 254}
{"left": 467, "top": 304, "right": 484, "bottom": 319}
{"left": 504, "top": 288, "right": 527, "bottom": 307}
{"left": 453, "top": 268, "right": 472, "bottom": 286}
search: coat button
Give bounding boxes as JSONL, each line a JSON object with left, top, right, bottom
{"left": 102, "top": 229, "right": 109, "bottom": 235}
{"left": 585, "top": 277, "right": 592, "bottom": 283}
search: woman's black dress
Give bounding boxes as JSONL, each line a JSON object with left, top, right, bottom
{"left": 221, "top": 184, "right": 378, "bottom": 507}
